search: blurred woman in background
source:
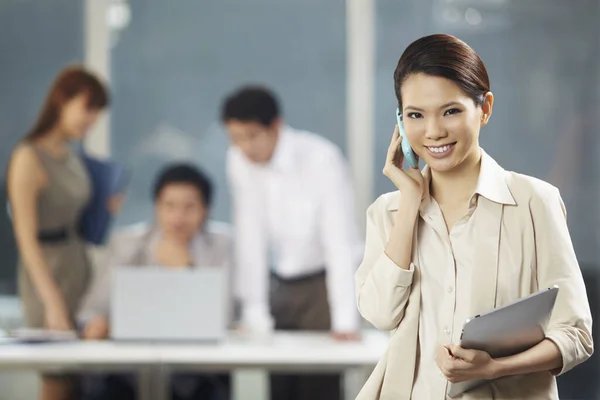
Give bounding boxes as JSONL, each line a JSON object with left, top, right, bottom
{"left": 7, "top": 65, "right": 109, "bottom": 400}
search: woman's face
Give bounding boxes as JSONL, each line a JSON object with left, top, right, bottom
{"left": 58, "top": 93, "right": 102, "bottom": 140}
{"left": 155, "top": 183, "right": 207, "bottom": 242}
{"left": 400, "top": 73, "right": 493, "bottom": 173}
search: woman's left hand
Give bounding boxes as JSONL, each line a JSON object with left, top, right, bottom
{"left": 435, "top": 344, "right": 498, "bottom": 383}
{"left": 107, "top": 194, "right": 125, "bottom": 215}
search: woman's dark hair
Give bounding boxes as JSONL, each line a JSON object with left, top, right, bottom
{"left": 394, "top": 34, "right": 490, "bottom": 110}
{"left": 26, "top": 65, "right": 109, "bottom": 140}
{"left": 221, "top": 86, "right": 280, "bottom": 126}
{"left": 152, "top": 163, "right": 213, "bottom": 208}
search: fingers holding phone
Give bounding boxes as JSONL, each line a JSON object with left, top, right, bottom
{"left": 383, "top": 123, "right": 425, "bottom": 200}
{"left": 395, "top": 110, "right": 419, "bottom": 169}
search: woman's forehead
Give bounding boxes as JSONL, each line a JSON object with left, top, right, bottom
{"left": 401, "top": 74, "right": 471, "bottom": 109}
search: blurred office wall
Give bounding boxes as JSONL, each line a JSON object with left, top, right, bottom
{"left": 110, "top": 0, "right": 348, "bottom": 226}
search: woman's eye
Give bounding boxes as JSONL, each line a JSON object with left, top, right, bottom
{"left": 407, "top": 112, "right": 423, "bottom": 119}
{"left": 444, "top": 108, "right": 462, "bottom": 116}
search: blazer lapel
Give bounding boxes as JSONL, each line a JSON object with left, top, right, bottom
{"left": 469, "top": 196, "right": 503, "bottom": 316}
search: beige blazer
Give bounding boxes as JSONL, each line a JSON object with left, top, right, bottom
{"left": 355, "top": 153, "right": 593, "bottom": 399}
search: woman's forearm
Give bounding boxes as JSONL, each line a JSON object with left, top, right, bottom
{"left": 19, "top": 239, "right": 64, "bottom": 308}
{"left": 492, "top": 339, "right": 562, "bottom": 379}
{"left": 383, "top": 196, "right": 420, "bottom": 270}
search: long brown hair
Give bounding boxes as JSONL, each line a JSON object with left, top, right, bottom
{"left": 26, "top": 65, "right": 109, "bottom": 140}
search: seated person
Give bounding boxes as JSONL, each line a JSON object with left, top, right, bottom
{"left": 78, "top": 163, "right": 233, "bottom": 400}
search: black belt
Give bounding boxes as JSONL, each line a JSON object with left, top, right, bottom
{"left": 38, "top": 227, "right": 70, "bottom": 243}
{"left": 270, "top": 269, "right": 326, "bottom": 284}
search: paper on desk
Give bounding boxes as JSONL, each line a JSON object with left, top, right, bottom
{"left": 0, "top": 328, "right": 78, "bottom": 344}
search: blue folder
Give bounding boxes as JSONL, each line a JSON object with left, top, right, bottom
{"left": 78, "top": 150, "right": 129, "bottom": 245}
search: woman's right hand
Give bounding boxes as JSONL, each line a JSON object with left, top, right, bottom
{"left": 107, "top": 193, "right": 125, "bottom": 216}
{"left": 83, "top": 316, "right": 109, "bottom": 340}
{"left": 382, "top": 125, "right": 426, "bottom": 201}
{"left": 44, "top": 301, "right": 73, "bottom": 331}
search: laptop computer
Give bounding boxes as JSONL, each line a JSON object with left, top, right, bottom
{"left": 447, "top": 286, "right": 559, "bottom": 398}
{"left": 110, "top": 266, "right": 227, "bottom": 342}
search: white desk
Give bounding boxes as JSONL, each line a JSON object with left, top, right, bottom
{"left": 0, "top": 331, "right": 387, "bottom": 400}
{"left": 157, "top": 330, "right": 387, "bottom": 368}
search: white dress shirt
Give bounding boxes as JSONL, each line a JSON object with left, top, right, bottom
{"left": 227, "top": 126, "right": 362, "bottom": 332}
{"left": 412, "top": 167, "right": 481, "bottom": 399}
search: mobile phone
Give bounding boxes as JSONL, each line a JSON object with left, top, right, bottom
{"left": 396, "top": 108, "right": 419, "bottom": 169}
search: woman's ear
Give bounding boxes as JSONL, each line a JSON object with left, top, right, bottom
{"left": 480, "top": 92, "right": 494, "bottom": 126}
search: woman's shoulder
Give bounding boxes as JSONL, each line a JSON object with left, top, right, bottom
{"left": 9, "top": 141, "right": 40, "bottom": 167}
{"left": 7, "top": 141, "right": 45, "bottom": 185}
{"left": 372, "top": 190, "right": 400, "bottom": 206}
{"left": 367, "top": 191, "right": 401, "bottom": 216}
{"left": 203, "top": 220, "right": 233, "bottom": 249}
{"left": 505, "top": 171, "right": 561, "bottom": 205}
{"left": 106, "top": 223, "right": 152, "bottom": 264}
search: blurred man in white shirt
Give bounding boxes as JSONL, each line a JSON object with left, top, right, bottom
{"left": 222, "top": 86, "right": 362, "bottom": 400}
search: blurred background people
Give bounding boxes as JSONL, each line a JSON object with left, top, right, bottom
{"left": 78, "top": 163, "right": 233, "bottom": 400}
{"left": 6, "top": 65, "right": 109, "bottom": 400}
{"left": 223, "top": 86, "right": 362, "bottom": 400}
{"left": 0, "top": 1, "right": 598, "bottom": 399}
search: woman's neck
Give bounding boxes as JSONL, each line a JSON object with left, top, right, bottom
{"left": 34, "top": 128, "right": 69, "bottom": 158}
{"left": 430, "top": 148, "right": 482, "bottom": 205}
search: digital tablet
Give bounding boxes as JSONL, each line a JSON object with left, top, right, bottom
{"left": 447, "top": 286, "right": 559, "bottom": 398}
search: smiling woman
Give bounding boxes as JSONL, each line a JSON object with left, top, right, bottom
{"left": 394, "top": 34, "right": 493, "bottom": 180}
{"left": 355, "top": 34, "right": 593, "bottom": 399}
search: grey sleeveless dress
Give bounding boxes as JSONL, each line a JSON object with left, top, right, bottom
{"left": 17, "top": 144, "right": 92, "bottom": 328}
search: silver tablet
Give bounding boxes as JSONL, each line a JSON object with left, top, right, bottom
{"left": 447, "top": 286, "right": 559, "bottom": 398}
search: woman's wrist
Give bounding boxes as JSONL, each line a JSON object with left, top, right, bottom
{"left": 395, "top": 196, "right": 421, "bottom": 222}
{"left": 40, "top": 286, "right": 65, "bottom": 310}
{"left": 487, "top": 358, "right": 503, "bottom": 380}
{"left": 384, "top": 195, "right": 421, "bottom": 270}
{"left": 399, "top": 192, "right": 422, "bottom": 211}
